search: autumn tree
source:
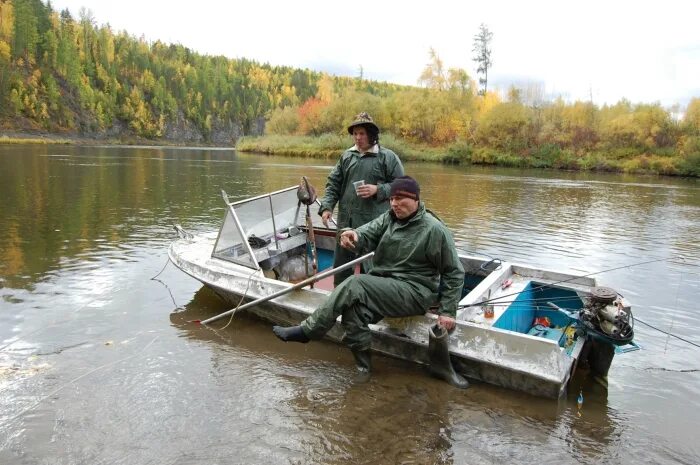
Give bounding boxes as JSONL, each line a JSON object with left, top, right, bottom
{"left": 684, "top": 98, "right": 700, "bottom": 134}
{"left": 0, "top": 0, "right": 13, "bottom": 102}
{"left": 11, "top": 0, "right": 38, "bottom": 61}
{"left": 472, "top": 23, "right": 493, "bottom": 95}
{"left": 419, "top": 47, "right": 447, "bottom": 91}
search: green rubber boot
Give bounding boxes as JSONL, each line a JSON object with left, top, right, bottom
{"left": 428, "top": 324, "right": 469, "bottom": 389}
{"left": 351, "top": 349, "right": 372, "bottom": 384}
{"left": 272, "top": 325, "right": 310, "bottom": 343}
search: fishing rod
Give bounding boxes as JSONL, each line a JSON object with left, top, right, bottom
{"left": 635, "top": 317, "right": 700, "bottom": 349}
{"left": 458, "top": 255, "right": 684, "bottom": 308}
{"left": 465, "top": 296, "right": 591, "bottom": 307}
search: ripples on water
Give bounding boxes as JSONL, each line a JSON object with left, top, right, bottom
{"left": 1, "top": 146, "right": 699, "bottom": 464}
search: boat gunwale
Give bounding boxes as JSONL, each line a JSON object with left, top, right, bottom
{"left": 169, "top": 236, "right": 574, "bottom": 387}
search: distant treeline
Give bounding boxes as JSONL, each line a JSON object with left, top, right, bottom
{"left": 1, "top": 0, "right": 699, "bottom": 175}
{"left": 0, "top": 0, "right": 406, "bottom": 140}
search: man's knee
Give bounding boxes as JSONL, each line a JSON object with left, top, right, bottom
{"left": 342, "top": 304, "right": 375, "bottom": 329}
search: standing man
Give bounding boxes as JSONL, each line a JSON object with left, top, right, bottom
{"left": 274, "top": 177, "right": 468, "bottom": 388}
{"left": 318, "top": 112, "right": 404, "bottom": 286}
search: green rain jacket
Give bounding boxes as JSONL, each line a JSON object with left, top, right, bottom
{"left": 318, "top": 146, "right": 404, "bottom": 228}
{"left": 353, "top": 203, "right": 465, "bottom": 317}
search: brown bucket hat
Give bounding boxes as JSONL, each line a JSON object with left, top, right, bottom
{"left": 347, "top": 112, "right": 379, "bottom": 134}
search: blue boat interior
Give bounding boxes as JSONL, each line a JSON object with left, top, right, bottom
{"left": 315, "top": 247, "right": 334, "bottom": 272}
{"left": 493, "top": 281, "right": 583, "bottom": 349}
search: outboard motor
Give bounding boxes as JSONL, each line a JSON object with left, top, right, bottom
{"left": 580, "top": 286, "right": 634, "bottom": 344}
{"left": 578, "top": 287, "right": 635, "bottom": 386}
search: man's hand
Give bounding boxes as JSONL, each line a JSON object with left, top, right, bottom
{"left": 321, "top": 210, "right": 333, "bottom": 227}
{"left": 438, "top": 315, "right": 456, "bottom": 331}
{"left": 356, "top": 184, "right": 378, "bottom": 199}
{"left": 339, "top": 230, "right": 358, "bottom": 250}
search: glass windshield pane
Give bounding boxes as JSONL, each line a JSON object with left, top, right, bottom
{"left": 212, "top": 208, "right": 258, "bottom": 268}
{"left": 212, "top": 186, "right": 337, "bottom": 269}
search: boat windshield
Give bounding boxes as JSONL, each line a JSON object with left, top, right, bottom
{"left": 212, "top": 186, "right": 334, "bottom": 268}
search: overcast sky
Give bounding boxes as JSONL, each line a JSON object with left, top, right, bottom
{"left": 50, "top": 0, "right": 699, "bottom": 108}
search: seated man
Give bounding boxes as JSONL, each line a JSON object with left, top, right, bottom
{"left": 273, "top": 176, "right": 467, "bottom": 387}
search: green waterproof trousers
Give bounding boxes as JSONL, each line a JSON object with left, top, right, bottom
{"left": 301, "top": 274, "right": 432, "bottom": 351}
{"left": 331, "top": 240, "right": 358, "bottom": 286}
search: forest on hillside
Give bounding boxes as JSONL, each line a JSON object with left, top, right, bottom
{"left": 1, "top": 0, "right": 699, "bottom": 175}
{"left": 0, "top": 0, "right": 406, "bottom": 142}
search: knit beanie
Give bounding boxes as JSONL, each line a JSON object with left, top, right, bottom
{"left": 390, "top": 176, "right": 420, "bottom": 200}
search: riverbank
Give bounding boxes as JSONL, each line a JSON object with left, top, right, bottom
{"left": 0, "top": 131, "right": 231, "bottom": 148}
{"left": 237, "top": 134, "right": 700, "bottom": 178}
{"left": 3, "top": 131, "right": 698, "bottom": 177}
{"left": 236, "top": 133, "right": 445, "bottom": 161}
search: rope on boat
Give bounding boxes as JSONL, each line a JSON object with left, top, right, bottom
{"left": 150, "top": 257, "right": 180, "bottom": 310}
{"left": 150, "top": 257, "right": 171, "bottom": 280}
{"left": 214, "top": 267, "right": 260, "bottom": 330}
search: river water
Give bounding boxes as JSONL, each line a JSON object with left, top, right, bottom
{"left": 1, "top": 145, "right": 698, "bottom": 464}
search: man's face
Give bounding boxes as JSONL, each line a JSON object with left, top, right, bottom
{"left": 390, "top": 195, "right": 419, "bottom": 219}
{"left": 352, "top": 126, "right": 371, "bottom": 152}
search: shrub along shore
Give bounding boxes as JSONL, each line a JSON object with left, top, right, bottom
{"left": 3, "top": 131, "right": 698, "bottom": 177}
{"left": 237, "top": 134, "right": 700, "bottom": 177}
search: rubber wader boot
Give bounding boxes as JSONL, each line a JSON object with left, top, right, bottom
{"left": 351, "top": 349, "right": 372, "bottom": 384}
{"left": 272, "top": 325, "right": 310, "bottom": 343}
{"left": 587, "top": 338, "right": 615, "bottom": 388}
{"left": 428, "top": 324, "right": 469, "bottom": 389}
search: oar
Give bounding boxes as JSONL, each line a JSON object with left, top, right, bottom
{"left": 201, "top": 251, "right": 374, "bottom": 326}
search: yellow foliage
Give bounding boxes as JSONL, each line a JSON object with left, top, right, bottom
{"left": 433, "top": 113, "right": 465, "bottom": 145}
{"left": 684, "top": 98, "right": 700, "bottom": 133}
{"left": 0, "top": 1, "right": 13, "bottom": 42}
{"left": 0, "top": 39, "right": 10, "bottom": 63}
{"left": 316, "top": 74, "right": 335, "bottom": 103}
{"left": 476, "top": 102, "right": 533, "bottom": 150}
{"left": 249, "top": 66, "right": 271, "bottom": 90}
{"left": 476, "top": 91, "right": 501, "bottom": 118}
{"left": 141, "top": 69, "right": 156, "bottom": 93}
{"left": 39, "top": 102, "right": 48, "bottom": 120}
{"left": 418, "top": 48, "right": 447, "bottom": 91}
{"left": 562, "top": 101, "right": 596, "bottom": 129}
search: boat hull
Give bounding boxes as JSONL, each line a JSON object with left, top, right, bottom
{"left": 169, "top": 236, "right": 579, "bottom": 399}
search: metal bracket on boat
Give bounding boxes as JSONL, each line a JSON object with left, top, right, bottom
{"left": 173, "top": 224, "right": 194, "bottom": 240}
{"left": 615, "top": 341, "right": 641, "bottom": 354}
{"left": 479, "top": 258, "right": 503, "bottom": 272}
{"left": 218, "top": 188, "right": 261, "bottom": 270}
{"left": 221, "top": 189, "right": 231, "bottom": 205}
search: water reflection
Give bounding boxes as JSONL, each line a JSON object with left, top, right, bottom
{"left": 2, "top": 146, "right": 699, "bottom": 464}
{"left": 170, "top": 286, "right": 628, "bottom": 464}
{"left": 0, "top": 146, "right": 321, "bottom": 289}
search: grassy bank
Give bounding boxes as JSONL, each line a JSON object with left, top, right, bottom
{"left": 236, "top": 134, "right": 445, "bottom": 162}
{"left": 238, "top": 134, "right": 700, "bottom": 177}
{"left": 0, "top": 135, "right": 73, "bottom": 145}
{"left": 0, "top": 133, "right": 228, "bottom": 148}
